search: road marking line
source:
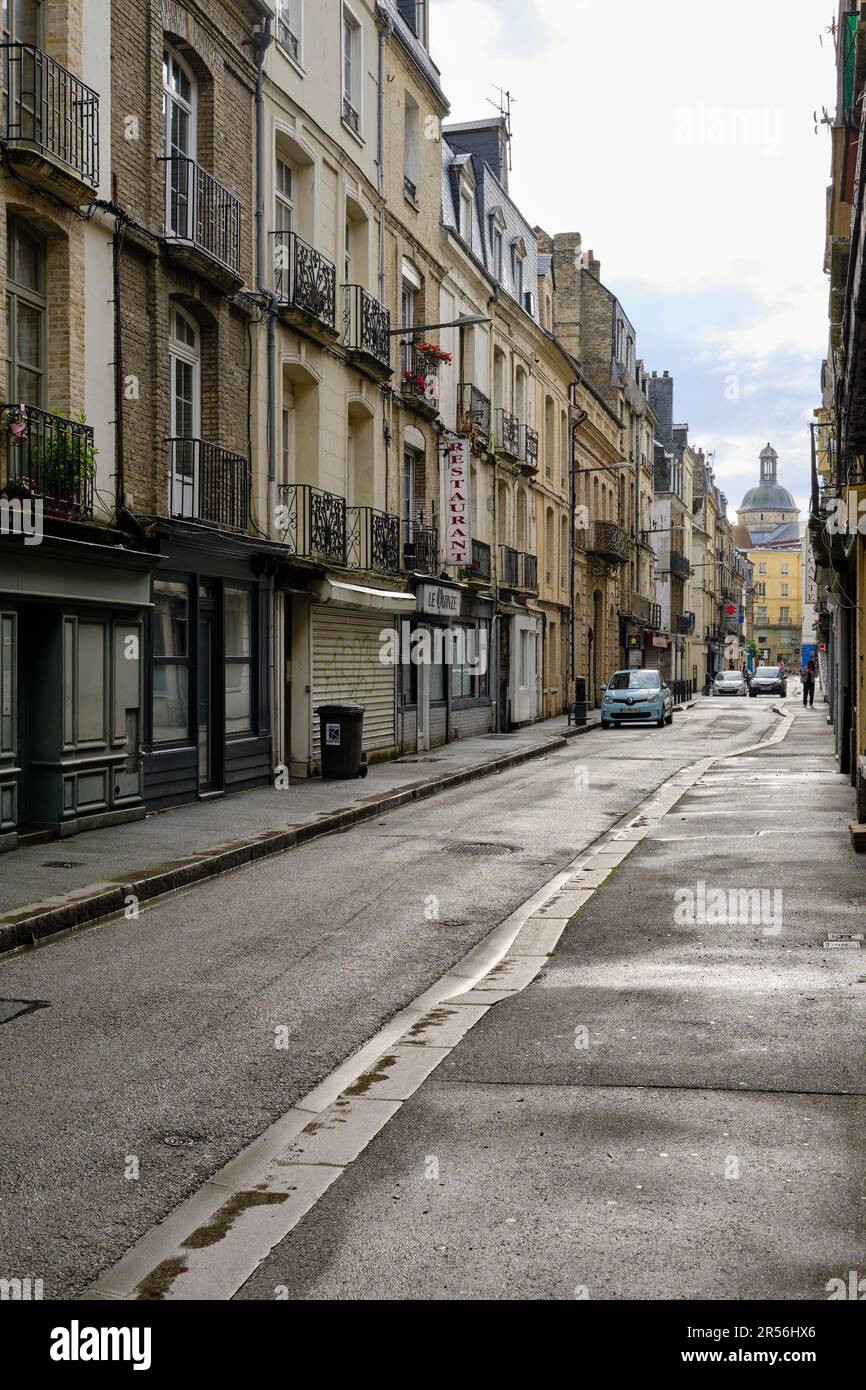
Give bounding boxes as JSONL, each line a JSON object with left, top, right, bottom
{"left": 83, "top": 707, "right": 793, "bottom": 1303}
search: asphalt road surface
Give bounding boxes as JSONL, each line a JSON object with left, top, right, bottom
{"left": 5, "top": 697, "right": 857, "bottom": 1300}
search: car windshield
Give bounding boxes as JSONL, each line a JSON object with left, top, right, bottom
{"left": 717, "top": 672, "right": 741, "bottom": 681}
{"left": 755, "top": 668, "right": 780, "bottom": 679}
{"left": 609, "top": 672, "right": 661, "bottom": 691}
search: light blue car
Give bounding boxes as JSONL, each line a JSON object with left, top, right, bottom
{"left": 601, "top": 670, "right": 674, "bottom": 729}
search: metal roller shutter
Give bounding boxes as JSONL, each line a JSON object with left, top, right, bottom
{"left": 311, "top": 608, "right": 397, "bottom": 758}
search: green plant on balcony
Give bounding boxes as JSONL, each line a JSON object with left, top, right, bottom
{"left": 1, "top": 409, "right": 97, "bottom": 515}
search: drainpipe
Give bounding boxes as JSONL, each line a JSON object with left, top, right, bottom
{"left": 488, "top": 287, "right": 501, "bottom": 730}
{"left": 569, "top": 394, "right": 588, "bottom": 708}
{"left": 252, "top": 16, "right": 275, "bottom": 533}
{"left": 376, "top": 10, "right": 391, "bottom": 304}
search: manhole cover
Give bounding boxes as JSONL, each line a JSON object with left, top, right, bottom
{"left": 0, "top": 998, "right": 50, "bottom": 1024}
{"left": 448, "top": 842, "right": 517, "bottom": 858}
{"left": 161, "top": 1133, "right": 203, "bottom": 1149}
{"left": 41, "top": 860, "right": 84, "bottom": 869}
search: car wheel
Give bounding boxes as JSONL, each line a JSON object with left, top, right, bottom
{"left": 665, "top": 712, "right": 673, "bottom": 725}
{"left": 656, "top": 714, "right": 666, "bottom": 728}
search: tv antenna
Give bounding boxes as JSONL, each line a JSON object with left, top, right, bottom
{"left": 487, "top": 85, "right": 515, "bottom": 169}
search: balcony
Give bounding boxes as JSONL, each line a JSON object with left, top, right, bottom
{"left": 400, "top": 348, "right": 440, "bottom": 416}
{"left": 168, "top": 439, "right": 249, "bottom": 532}
{"left": 587, "top": 520, "right": 629, "bottom": 566}
{"left": 517, "top": 551, "right": 538, "bottom": 591}
{"left": 1, "top": 44, "right": 99, "bottom": 203}
{"left": 675, "top": 612, "right": 695, "bottom": 636}
{"left": 277, "top": 484, "right": 346, "bottom": 565}
{"left": 499, "top": 544, "right": 518, "bottom": 587}
{"left": 520, "top": 425, "right": 539, "bottom": 473}
{"left": 467, "top": 538, "right": 491, "bottom": 581}
{"left": 276, "top": 12, "right": 300, "bottom": 60}
{"left": 0, "top": 403, "right": 94, "bottom": 519}
{"left": 273, "top": 231, "right": 337, "bottom": 338}
{"left": 625, "top": 591, "right": 652, "bottom": 624}
{"left": 670, "top": 550, "right": 691, "bottom": 579}
{"left": 346, "top": 506, "right": 400, "bottom": 574}
{"left": 403, "top": 521, "right": 439, "bottom": 573}
{"left": 458, "top": 384, "right": 491, "bottom": 450}
{"left": 494, "top": 408, "right": 520, "bottom": 458}
{"left": 343, "top": 284, "right": 391, "bottom": 374}
{"left": 342, "top": 96, "right": 360, "bottom": 135}
{"left": 162, "top": 156, "right": 241, "bottom": 290}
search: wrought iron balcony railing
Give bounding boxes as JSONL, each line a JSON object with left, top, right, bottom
{"left": 458, "top": 384, "right": 491, "bottom": 447}
{"left": 346, "top": 506, "right": 401, "bottom": 573}
{"left": 277, "top": 483, "right": 346, "bottom": 565}
{"left": 650, "top": 602, "right": 662, "bottom": 630}
{"left": 276, "top": 13, "right": 300, "bottom": 60}
{"left": 468, "top": 537, "right": 491, "bottom": 580}
{"left": 518, "top": 551, "right": 538, "bottom": 591}
{"left": 168, "top": 438, "right": 249, "bottom": 532}
{"left": 670, "top": 549, "right": 691, "bottom": 579}
{"left": 343, "top": 96, "right": 360, "bottom": 134}
{"left": 273, "top": 230, "right": 337, "bottom": 329}
{"left": 401, "top": 347, "right": 439, "bottom": 409}
{"left": 588, "top": 520, "right": 629, "bottom": 565}
{"left": 404, "top": 174, "right": 417, "bottom": 202}
{"left": 1, "top": 43, "right": 99, "bottom": 189}
{"left": 0, "top": 403, "right": 94, "bottom": 519}
{"left": 342, "top": 284, "right": 390, "bottom": 368}
{"left": 162, "top": 155, "right": 241, "bottom": 275}
{"left": 521, "top": 426, "right": 539, "bottom": 471}
{"left": 626, "top": 591, "right": 652, "bottom": 624}
{"left": 403, "top": 521, "right": 439, "bottom": 573}
{"left": 499, "top": 544, "right": 518, "bottom": 586}
{"left": 495, "top": 408, "right": 520, "bottom": 457}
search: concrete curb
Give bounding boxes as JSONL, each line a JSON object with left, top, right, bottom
{"left": 0, "top": 723, "right": 597, "bottom": 957}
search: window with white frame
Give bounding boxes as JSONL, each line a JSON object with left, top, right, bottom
{"left": 460, "top": 190, "right": 472, "bottom": 241}
{"left": 276, "top": 0, "right": 302, "bottom": 63}
{"left": 163, "top": 45, "right": 196, "bottom": 241}
{"left": 169, "top": 306, "right": 200, "bottom": 516}
{"left": 342, "top": 8, "right": 361, "bottom": 135}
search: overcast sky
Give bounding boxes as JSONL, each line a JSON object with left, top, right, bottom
{"left": 429, "top": 0, "right": 835, "bottom": 519}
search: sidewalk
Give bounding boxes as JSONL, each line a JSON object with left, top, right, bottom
{"left": 0, "top": 711, "right": 601, "bottom": 952}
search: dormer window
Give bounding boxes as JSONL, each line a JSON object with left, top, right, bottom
{"left": 510, "top": 237, "right": 526, "bottom": 305}
{"left": 489, "top": 207, "right": 507, "bottom": 282}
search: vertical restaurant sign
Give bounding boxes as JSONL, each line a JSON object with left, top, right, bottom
{"left": 445, "top": 437, "right": 471, "bottom": 566}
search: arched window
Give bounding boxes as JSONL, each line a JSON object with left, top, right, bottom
{"left": 515, "top": 365, "right": 527, "bottom": 423}
{"left": 545, "top": 505, "right": 554, "bottom": 586}
{"left": 163, "top": 45, "right": 197, "bottom": 240}
{"left": 5, "top": 216, "right": 45, "bottom": 406}
{"left": 516, "top": 488, "right": 528, "bottom": 552}
{"left": 169, "top": 306, "right": 200, "bottom": 516}
{"left": 544, "top": 395, "right": 555, "bottom": 478}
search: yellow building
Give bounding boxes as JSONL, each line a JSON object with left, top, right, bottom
{"left": 735, "top": 444, "right": 802, "bottom": 666}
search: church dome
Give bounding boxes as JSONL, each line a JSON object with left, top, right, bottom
{"left": 739, "top": 481, "right": 797, "bottom": 513}
{"left": 737, "top": 442, "right": 797, "bottom": 515}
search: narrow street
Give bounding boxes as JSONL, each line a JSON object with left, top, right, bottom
{"left": 2, "top": 696, "right": 862, "bottom": 1301}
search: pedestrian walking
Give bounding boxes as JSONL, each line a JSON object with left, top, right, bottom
{"left": 802, "top": 658, "right": 817, "bottom": 708}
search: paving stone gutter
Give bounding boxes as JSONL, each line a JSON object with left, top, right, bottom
{"left": 0, "top": 720, "right": 607, "bottom": 957}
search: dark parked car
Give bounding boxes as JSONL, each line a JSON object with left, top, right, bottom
{"left": 748, "top": 666, "right": 787, "bottom": 697}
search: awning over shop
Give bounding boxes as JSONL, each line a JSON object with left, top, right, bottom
{"left": 310, "top": 578, "right": 416, "bottom": 612}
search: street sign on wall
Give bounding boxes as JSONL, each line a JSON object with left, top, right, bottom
{"left": 445, "top": 438, "right": 471, "bottom": 566}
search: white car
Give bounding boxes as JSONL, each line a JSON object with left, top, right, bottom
{"left": 712, "top": 670, "right": 748, "bottom": 697}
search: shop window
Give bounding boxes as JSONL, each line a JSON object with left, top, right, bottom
{"left": 450, "top": 624, "right": 487, "bottom": 700}
{"left": 152, "top": 578, "right": 190, "bottom": 743}
{"left": 225, "top": 586, "right": 252, "bottom": 733}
